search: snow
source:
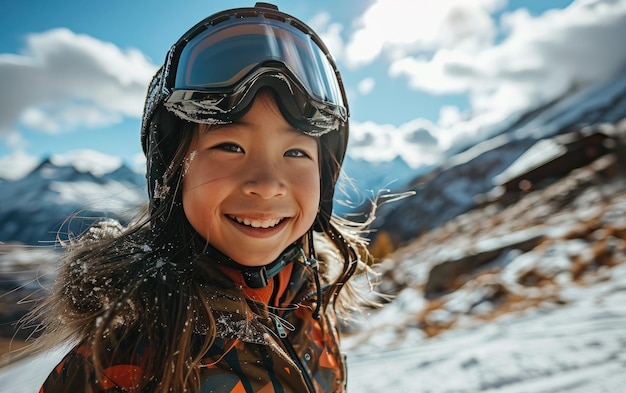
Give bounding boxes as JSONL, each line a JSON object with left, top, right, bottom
{"left": 512, "top": 70, "right": 626, "bottom": 141}
{"left": 49, "top": 150, "right": 123, "bottom": 177}
{"left": 345, "top": 264, "right": 626, "bottom": 393}
{"left": 49, "top": 180, "right": 145, "bottom": 211}
{"left": 493, "top": 139, "right": 567, "bottom": 186}
{"left": 338, "top": 161, "right": 626, "bottom": 392}
{"left": 0, "top": 346, "right": 69, "bottom": 392}
{"left": 0, "top": 152, "right": 146, "bottom": 245}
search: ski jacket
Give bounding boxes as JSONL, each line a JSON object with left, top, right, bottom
{"left": 39, "top": 240, "right": 347, "bottom": 393}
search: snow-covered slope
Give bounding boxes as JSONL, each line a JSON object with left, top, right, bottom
{"left": 346, "top": 264, "right": 626, "bottom": 393}
{"left": 338, "top": 145, "right": 626, "bottom": 392}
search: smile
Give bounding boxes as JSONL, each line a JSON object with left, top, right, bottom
{"left": 229, "top": 215, "right": 284, "bottom": 229}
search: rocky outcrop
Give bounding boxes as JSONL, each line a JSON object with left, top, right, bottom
{"left": 358, "top": 127, "right": 626, "bottom": 342}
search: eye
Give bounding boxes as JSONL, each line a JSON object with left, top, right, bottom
{"left": 213, "top": 143, "right": 244, "bottom": 153}
{"left": 284, "top": 149, "right": 311, "bottom": 158}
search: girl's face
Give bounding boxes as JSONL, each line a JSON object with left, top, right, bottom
{"left": 182, "top": 91, "right": 321, "bottom": 266}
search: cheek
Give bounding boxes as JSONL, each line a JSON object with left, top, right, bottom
{"left": 182, "top": 183, "right": 204, "bottom": 229}
{"left": 294, "top": 167, "right": 321, "bottom": 220}
{"left": 181, "top": 160, "right": 218, "bottom": 228}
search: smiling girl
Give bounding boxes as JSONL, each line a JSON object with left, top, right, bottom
{"left": 35, "top": 3, "right": 374, "bottom": 392}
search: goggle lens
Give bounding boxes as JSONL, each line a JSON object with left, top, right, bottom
{"left": 176, "top": 18, "right": 343, "bottom": 106}
{"left": 164, "top": 15, "right": 347, "bottom": 132}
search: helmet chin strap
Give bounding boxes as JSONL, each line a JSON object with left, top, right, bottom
{"left": 204, "top": 230, "right": 324, "bottom": 320}
{"left": 204, "top": 242, "right": 303, "bottom": 288}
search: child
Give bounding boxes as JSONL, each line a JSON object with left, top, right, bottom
{"left": 35, "top": 2, "right": 374, "bottom": 393}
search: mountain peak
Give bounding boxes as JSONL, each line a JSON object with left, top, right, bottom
{"left": 49, "top": 150, "right": 123, "bottom": 176}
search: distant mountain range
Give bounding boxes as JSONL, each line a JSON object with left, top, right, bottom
{"left": 0, "top": 158, "right": 146, "bottom": 245}
{"left": 2, "top": 69, "right": 626, "bottom": 246}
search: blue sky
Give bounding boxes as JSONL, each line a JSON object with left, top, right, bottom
{"left": 2, "top": 0, "right": 626, "bottom": 179}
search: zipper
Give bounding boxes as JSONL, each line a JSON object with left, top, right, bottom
{"left": 271, "top": 315, "right": 316, "bottom": 393}
{"left": 273, "top": 315, "right": 288, "bottom": 338}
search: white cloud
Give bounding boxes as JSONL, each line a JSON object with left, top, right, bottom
{"left": 0, "top": 150, "right": 40, "bottom": 180}
{"left": 132, "top": 152, "right": 147, "bottom": 175}
{"left": 2, "top": 130, "right": 27, "bottom": 149}
{"left": 358, "top": 77, "right": 376, "bottom": 95}
{"left": 0, "top": 28, "right": 156, "bottom": 136}
{"left": 343, "top": 0, "right": 504, "bottom": 68}
{"left": 389, "top": 49, "right": 477, "bottom": 94}
{"left": 389, "top": 0, "right": 626, "bottom": 150}
{"left": 20, "top": 103, "right": 123, "bottom": 134}
{"left": 349, "top": 118, "right": 443, "bottom": 168}
{"left": 336, "top": 0, "right": 626, "bottom": 164}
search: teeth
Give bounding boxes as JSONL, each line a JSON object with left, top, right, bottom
{"left": 231, "top": 216, "right": 282, "bottom": 228}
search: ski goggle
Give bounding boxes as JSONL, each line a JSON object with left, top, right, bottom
{"left": 162, "top": 10, "right": 349, "bottom": 136}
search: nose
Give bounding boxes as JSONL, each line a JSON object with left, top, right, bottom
{"left": 242, "top": 163, "right": 287, "bottom": 199}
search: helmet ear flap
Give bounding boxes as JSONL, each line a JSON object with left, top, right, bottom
{"left": 315, "top": 122, "right": 349, "bottom": 232}
{"left": 145, "top": 107, "right": 188, "bottom": 213}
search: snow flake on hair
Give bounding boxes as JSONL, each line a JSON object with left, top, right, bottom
{"left": 81, "top": 219, "right": 125, "bottom": 242}
{"left": 182, "top": 150, "right": 196, "bottom": 176}
{"left": 152, "top": 178, "right": 171, "bottom": 201}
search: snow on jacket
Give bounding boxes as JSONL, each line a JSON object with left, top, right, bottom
{"left": 39, "top": 231, "right": 347, "bottom": 393}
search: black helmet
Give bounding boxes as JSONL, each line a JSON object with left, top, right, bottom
{"left": 140, "top": 2, "right": 349, "bottom": 231}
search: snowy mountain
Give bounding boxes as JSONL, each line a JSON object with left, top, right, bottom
{"left": 0, "top": 153, "right": 146, "bottom": 245}
{"left": 338, "top": 140, "right": 626, "bottom": 392}
{"left": 373, "top": 68, "right": 626, "bottom": 246}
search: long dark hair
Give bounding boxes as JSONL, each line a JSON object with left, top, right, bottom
{"left": 28, "top": 118, "right": 374, "bottom": 392}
